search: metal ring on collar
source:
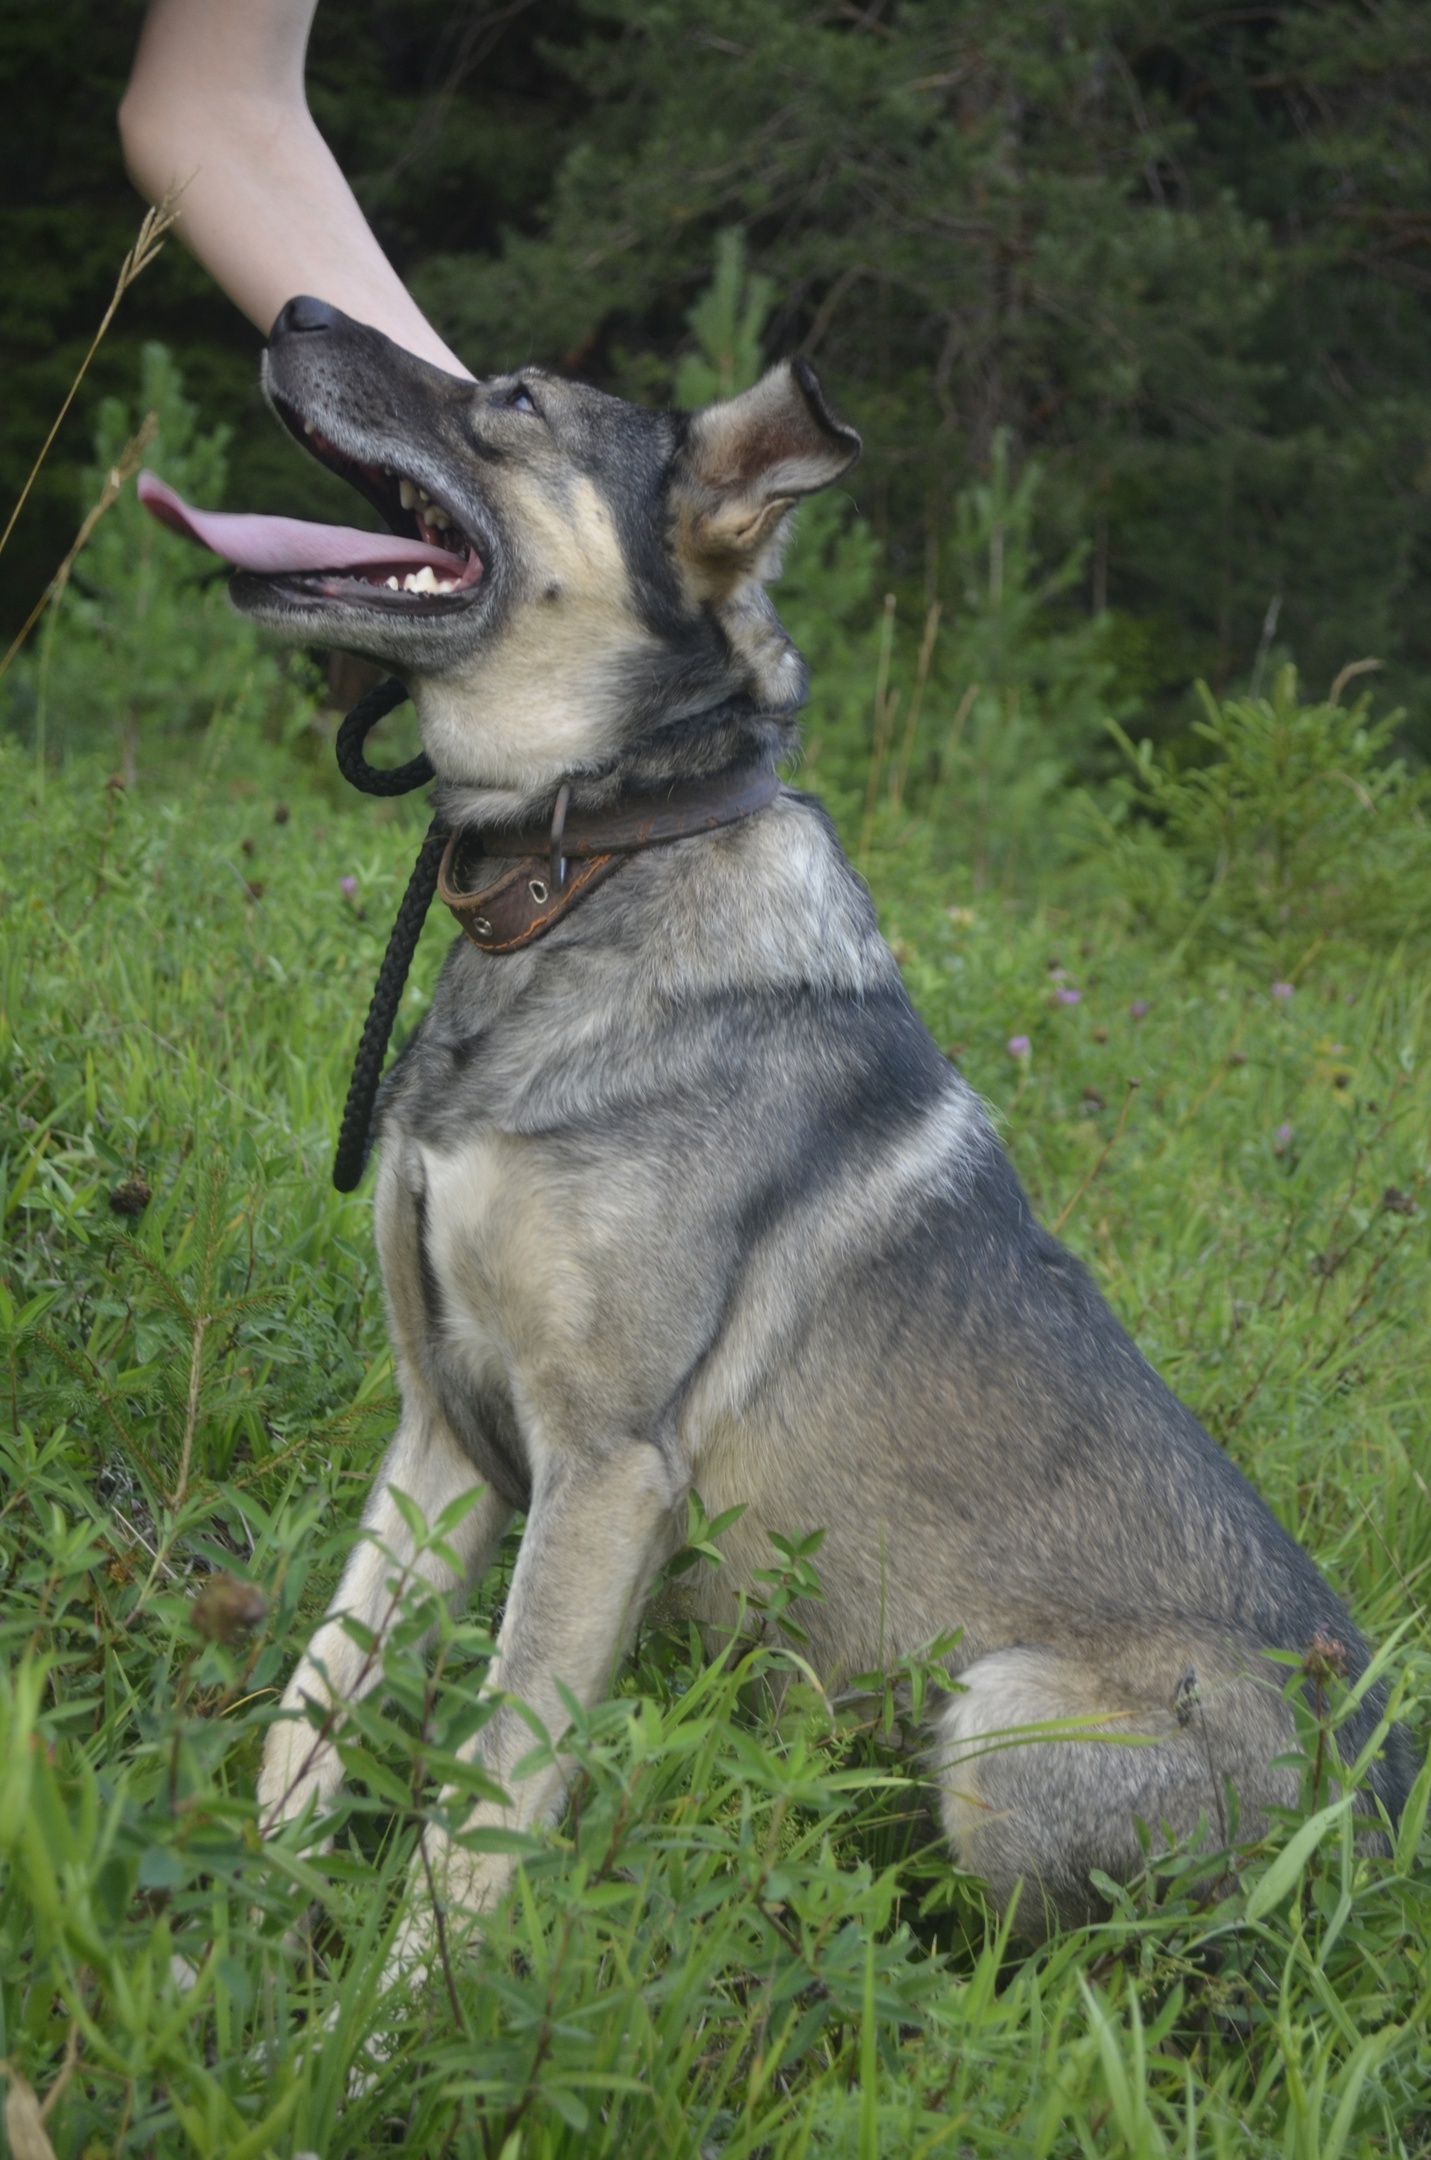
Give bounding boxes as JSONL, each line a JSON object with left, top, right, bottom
{"left": 549, "top": 782, "right": 571, "bottom": 895}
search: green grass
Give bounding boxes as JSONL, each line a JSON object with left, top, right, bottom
{"left": 2, "top": 727, "right": 1429, "bottom": 2158}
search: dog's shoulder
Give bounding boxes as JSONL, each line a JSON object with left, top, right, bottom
{"left": 378, "top": 784, "right": 983, "bottom": 1164}
{"left": 627, "top": 781, "right": 897, "bottom": 1003}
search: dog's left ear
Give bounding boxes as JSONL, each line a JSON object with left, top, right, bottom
{"left": 675, "top": 358, "right": 861, "bottom": 585}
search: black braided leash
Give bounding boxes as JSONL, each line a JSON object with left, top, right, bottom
{"left": 332, "top": 678, "right": 443, "bottom": 1193}
{"left": 335, "top": 674, "right": 434, "bottom": 796}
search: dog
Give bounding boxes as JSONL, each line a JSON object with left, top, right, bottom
{"left": 209, "top": 296, "right": 1413, "bottom": 1949}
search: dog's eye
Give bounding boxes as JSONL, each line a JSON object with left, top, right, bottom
{"left": 509, "top": 385, "right": 537, "bottom": 414}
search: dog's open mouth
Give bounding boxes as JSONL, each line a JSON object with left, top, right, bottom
{"left": 137, "top": 420, "right": 485, "bottom": 614}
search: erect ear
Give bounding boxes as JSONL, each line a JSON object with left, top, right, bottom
{"left": 675, "top": 357, "right": 861, "bottom": 586}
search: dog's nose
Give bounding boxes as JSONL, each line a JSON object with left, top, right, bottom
{"left": 270, "top": 294, "right": 341, "bottom": 340}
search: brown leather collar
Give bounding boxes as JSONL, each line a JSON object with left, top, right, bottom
{"left": 436, "top": 762, "right": 781, "bottom": 953}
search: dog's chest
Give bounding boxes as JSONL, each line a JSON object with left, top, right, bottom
{"left": 383, "top": 1073, "right": 753, "bottom": 1508}
{"left": 393, "top": 1133, "right": 546, "bottom": 1495}
{"left": 387, "top": 1120, "right": 643, "bottom": 1500}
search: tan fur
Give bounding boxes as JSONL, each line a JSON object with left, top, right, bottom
{"left": 932, "top": 1648, "right": 1300, "bottom": 1936}
{"left": 418, "top": 472, "right": 658, "bottom": 792}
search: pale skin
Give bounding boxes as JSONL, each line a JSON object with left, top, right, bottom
{"left": 119, "top": 0, "right": 473, "bottom": 377}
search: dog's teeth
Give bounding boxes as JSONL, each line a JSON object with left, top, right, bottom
{"left": 385, "top": 576, "right": 400, "bottom": 590}
{"left": 398, "top": 479, "right": 418, "bottom": 510}
{"left": 426, "top": 506, "right": 452, "bottom": 530}
{"left": 398, "top": 565, "right": 461, "bottom": 596}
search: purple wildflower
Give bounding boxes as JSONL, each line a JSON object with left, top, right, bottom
{"left": 1054, "top": 986, "right": 1082, "bottom": 1006}
{"left": 1274, "top": 1122, "right": 1294, "bottom": 1154}
{"left": 1271, "top": 981, "right": 1294, "bottom": 1001}
{"left": 340, "top": 875, "right": 358, "bottom": 897}
{"left": 1128, "top": 998, "right": 1149, "bottom": 1020}
{"left": 1007, "top": 1034, "right": 1031, "bottom": 1059}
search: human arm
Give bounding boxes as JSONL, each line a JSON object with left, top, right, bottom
{"left": 119, "top": 0, "right": 472, "bottom": 377}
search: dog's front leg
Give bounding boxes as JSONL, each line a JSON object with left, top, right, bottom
{"left": 259, "top": 1404, "right": 511, "bottom": 1838}
{"left": 390, "top": 1437, "right": 680, "bottom": 1967}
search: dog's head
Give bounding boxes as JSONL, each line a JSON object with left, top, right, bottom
{"left": 230, "top": 298, "right": 860, "bottom": 792}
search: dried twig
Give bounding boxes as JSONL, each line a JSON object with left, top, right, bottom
{"left": 1, "top": 2069, "right": 56, "bottom": 2160}
{"left": 1, "top": 2027, "right": 79, "bottom": 2160}
{"left": 890, "top": 600, "right": 941, "bottom": 810}
{"left": 170, "top": 1308, "right": 210, "bottom": 1514}
{"left": 1052, "top": 1078, "right": 1141, "bottom": 1237}
{"left": 0, "top": 192, "right": 181, "bottom": 563}
{"left": 859, "top": 592, "right": 899, "bottom": 867}
{"left": 1249, "top": 591, "right": 1282, "bottom": 699}
{"left": 0, "top": 413, "right": 158, "bottom": 690}
{"left": 1328, "top": 656, "right": 1381, "bottom": 707}
{"left": 108, "top": 1508, "right": 181, "bottom": 1581}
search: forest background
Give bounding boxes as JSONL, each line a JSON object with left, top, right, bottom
{"left": 5, "top": 0, "right": 1431, "bottom": 753}
{"left": 3, "top": 4, "right": 1431, "bottom": 2155}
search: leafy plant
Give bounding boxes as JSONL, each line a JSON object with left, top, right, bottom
{"left": 800, "top": 428, "right": 1123, "bottom": 902}
{"left": 2, "top": 693, "right": 1427, "bottom": 2155}
{"left": 671, "top": 228, "right": 774, "bottom": 409}
{"left": 1095, "top": 663, "right": 1431, "bottom": 966}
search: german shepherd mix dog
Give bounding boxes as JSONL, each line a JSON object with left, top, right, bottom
{"left": 172, "top": 297, "right": 1414, "bottom": 1949}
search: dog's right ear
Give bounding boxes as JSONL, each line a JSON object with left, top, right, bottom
{"left": 674, "top": 358, "right": 861, "bottom": 591}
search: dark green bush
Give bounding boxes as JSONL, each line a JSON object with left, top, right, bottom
{"left": 1090, "top": 664, "right": 1431, "bottom": 967}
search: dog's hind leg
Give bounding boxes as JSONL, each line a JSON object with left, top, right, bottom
{"left": 258, "top": 1400, "right": 511, "bottom": 1838}
{"left": 389, "top": 1437, "right": 681, "bottom": 1968}
{"left": 933, "top": 1644, "right": 1298, "bottom": 1939}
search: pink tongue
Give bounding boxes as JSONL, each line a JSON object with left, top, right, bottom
{"left": 137, "top": 470, "right": 468, "bottom": 577}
